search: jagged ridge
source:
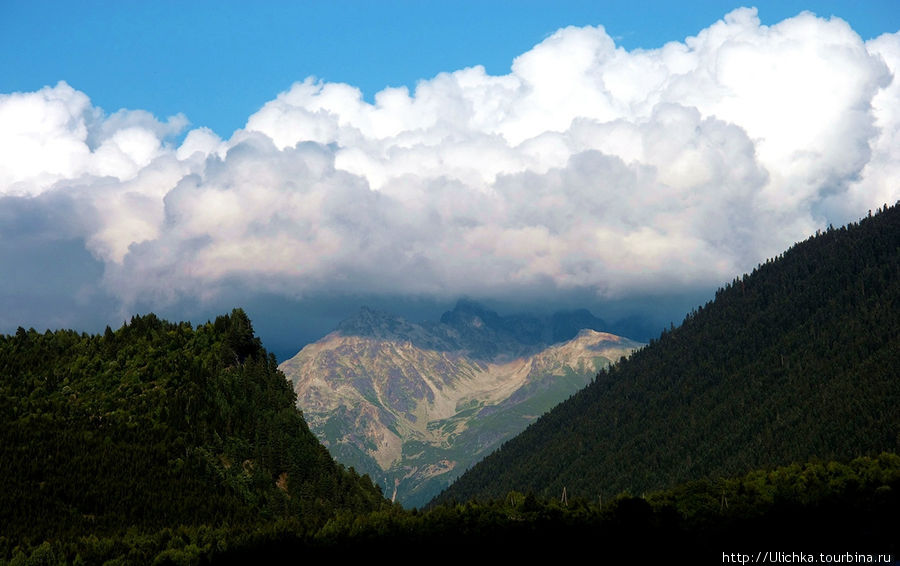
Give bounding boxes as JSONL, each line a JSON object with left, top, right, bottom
{"left": 280, "top": 302, "right": 641, "bottom": 507}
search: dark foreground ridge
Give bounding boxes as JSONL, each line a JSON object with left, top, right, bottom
{"left": 435, "top": 203, "right": 900, "bottom": 505}
{"left": 0, "top": 308, "right": 389, "bottom": 563}
{"left": 6, "top": 448, "right": 898, "bottom": 562}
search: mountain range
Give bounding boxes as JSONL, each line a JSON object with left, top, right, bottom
{"left": 4, "top": 204, "right": 899, "bottom": 561}
{"left": 279, "top": 301, "right": 643, "bottom": 507}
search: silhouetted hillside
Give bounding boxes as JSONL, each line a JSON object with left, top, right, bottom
{"left": 0, "top": 309, "right": 387, "bottom": 562}
{"left": 435, "top": 203, "right": 900, "bottom": 505}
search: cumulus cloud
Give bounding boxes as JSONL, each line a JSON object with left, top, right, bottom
{"left": 2, "top": 8, "right": 899, "bottom": 325}
{"left": 0, "top": 82, "right": 188, "bottom": 197}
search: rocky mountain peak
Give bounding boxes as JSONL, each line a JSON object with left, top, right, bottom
{"left": 328, "top": 300, "right": 613, "bottom": 361}
{"left": 280, "top": 309, "right": 645, "bottom": 508}
{"left": 336, "top": 306, "right": 408, "bottom": 338}
{"left": 439, "top": 299, "right": 500, "bottom": 327}
{"left": 335, "top": 306, "right": 455, "bottom": 351}
{"left": 550, "top": 309, "right": 608, "bottom": 343}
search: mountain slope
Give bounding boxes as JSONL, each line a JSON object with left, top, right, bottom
{"left": 435, "top": 203, "right": 900, "bottom": 505}
{"left": 0, "top": 309, "right": 387, "bottom": 555}
{"left": 279, "top": 304, "right": 642, "bottom": 507}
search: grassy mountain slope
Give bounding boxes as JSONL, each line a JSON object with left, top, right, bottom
{"left": 281, "top": 302, "right": 642, "bottom": 508}
{"left": 0, "top": 309, "right": 387, "bottom": 561}
{"left": 434, "top": 203, "right": 900, "bottom": 505}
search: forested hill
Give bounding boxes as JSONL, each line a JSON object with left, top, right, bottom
{"left": 434, "top": 203, "right": 900, "bottom": 505}
{"left": 0, "top": 309, "right": 387, "bottom": 562}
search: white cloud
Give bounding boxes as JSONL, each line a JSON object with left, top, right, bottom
{"left": 0, "top": 82, "right": 188, "bottom": 197}
{"left": 0, "top": 83, "right": 95, "bottom": 194}
{"left": 1, "top": 8, "right": 898, "bottom": 319}
{"left": 848, "top": 30, "right": 900, "bottom": 214}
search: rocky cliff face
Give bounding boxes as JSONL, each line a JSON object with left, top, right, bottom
{"left": 279, "top": 302, "right": 643, "bottom": 507}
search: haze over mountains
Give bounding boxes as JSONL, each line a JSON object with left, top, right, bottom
{"left": 279, "top": 300, "right": 643, "bottom": 507}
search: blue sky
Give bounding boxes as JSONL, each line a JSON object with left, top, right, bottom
{"left": 3, "top": 1, "right": 898, "bottom": 137}
{"left": 1, "top": 1, "right": 899, "bottom": 358}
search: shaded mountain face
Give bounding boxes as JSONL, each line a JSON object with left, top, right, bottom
{"left": 279, "top": 302, "right": 640, "bottom": 508}
{"left": 434, "top": 203, "right": 900, "bottom": 506}
{"left": 335, "top": 300, "right": 609, "bottom": 359}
